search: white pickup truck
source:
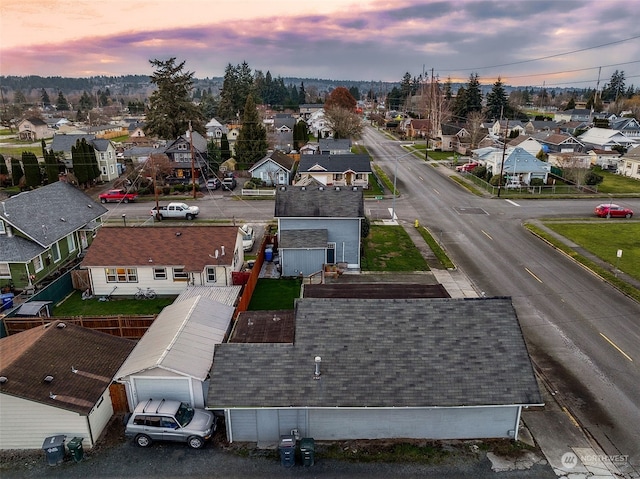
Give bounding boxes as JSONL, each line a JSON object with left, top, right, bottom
{"left": 151, "top": 202, "right": 200, "bottom": 220}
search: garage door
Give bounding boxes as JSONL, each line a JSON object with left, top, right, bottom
{"left": 133, "top": 378, "right": 191, "bottom": 405}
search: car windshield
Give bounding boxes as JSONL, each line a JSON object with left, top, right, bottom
{"left": 175, "top": 403, "right": 195, "bottom": 427}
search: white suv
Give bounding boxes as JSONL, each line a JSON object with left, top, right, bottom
{"left": 125, "top": 399, "right": 217, "bottom": 449}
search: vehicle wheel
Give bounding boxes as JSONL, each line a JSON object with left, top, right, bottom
{"left": 124, "top": 198, "right": 129, "bottom": 204}
{"left": 134, "top": 292, "right": 144, "bottom": 300}
{"left": 186, "top": 214, "right": 194, "bottom": 220}
{"left": 187, "top": 436, "right": 204, "bottom": 449}
{"left": 626, "top": 213, "right": 632, "bottom": 218}
{"left": 157, "top": 214, "right": 163, "bottom": 221}
{"left": 147, "top": 292, "right": 157, "bottom": 300}
{"left": 100, "top": 198, "right": 107, "bottom": 203}
{"left": 135, "top": 434, "right": 152, "bottom": 447}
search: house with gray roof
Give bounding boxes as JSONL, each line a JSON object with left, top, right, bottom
{"left": 610, "top": 117, "right": 640, "bottom": 139}
{"left": 0, "top": 181, "right": 107, "bottom": 293}
{"left": 319, "top": 138, "right": 352, "bottom": 155}
{"left": 295, "top": 154, "right": 371, "bottom": 188}
{"left": 18, "top": 117, "right": 52, "bottom": 141}
{"left": 207, "top": 297, "right": 543, "bottom": 443}
{"left": 50, "top": 133, "right": 96, "bottom": 169}
{"left": 248, "top": 150, "right": 297, "bottom": 186}
{"left": 483, "top": 147, "right": 551, "bottom": 185}
{"left": 163, "top": 130, "right": 209, "bottom": 181}
{"left": 274, "top": 186, "right": 364, "bottom": 276}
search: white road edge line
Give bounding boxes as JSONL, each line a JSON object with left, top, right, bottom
{"left": 505, "top": 199, "right": 520, "bottom": 206}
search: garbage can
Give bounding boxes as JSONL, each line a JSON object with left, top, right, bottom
{"left": 42, "top": 435, "right": 66, "bottom": 466}
{"left": 279, "top": 434, "right": 296, "bottom": 467}
{"left": 1, "top": 292, "right": 14, "bottom": 311}
{"left": 265, "top": 248, "right": 273, "bottom": 262}
{"left": 67, "top": 437, "right": 84, "bottom": 462}
{"left": 299, "top": 437, "right": 315, "bottom": 466}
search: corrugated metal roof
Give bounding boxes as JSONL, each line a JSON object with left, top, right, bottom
{"left": 174, "top": 286, "right": 242, "bottom": 306}
{"left": 116, "top": 295, "right": 234, "bottom": 382}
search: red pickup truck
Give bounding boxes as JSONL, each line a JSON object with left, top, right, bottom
{"left": 99, "top": 189, "right": 139, "bottom": 204}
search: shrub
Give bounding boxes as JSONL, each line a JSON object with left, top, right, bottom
{"left": 585, "top": 171, "right": 604, "bottom": 186}
{"left": 162, "top": 186, "right": 171, "bottom": 195}
{"left": 530, "top": 178, "right": 544, "bottom": 186}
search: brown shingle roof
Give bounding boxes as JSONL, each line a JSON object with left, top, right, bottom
{"left": 81, "top": 226, "right": 240, "bottom": 271}
{"left": 0, "top": 321, "right": 135, "bottom": 414}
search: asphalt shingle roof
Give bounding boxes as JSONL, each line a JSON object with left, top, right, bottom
{"left": 0, "top": 181, "right": 108, "bottom": 248}
{"left": 279, "top": 229, "right": 328, "bottom": 248}
{"left": 298, "top": 154, "right": 372, "bottom": 174}
{"left": 0, "top": 321, "right": 135, "bottom": 414}
{"left": 207, "top": 297, "right": 543, "bottom": 408}
{"left": 274, "top": 186, "right": 365, "bottom": 218}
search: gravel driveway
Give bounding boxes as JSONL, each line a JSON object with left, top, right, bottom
{"left": 1, "top": 417, "right": 556, "bottom": 479}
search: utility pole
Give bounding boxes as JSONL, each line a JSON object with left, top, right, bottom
{"left": 497, "top": 119, "right": 509, "bottom": 198}
{"left": 189, "top": 121, "right": 196, "bottom": 199}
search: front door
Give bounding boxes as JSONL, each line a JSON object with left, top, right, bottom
{"left": 327, "top": 243, "right": 336, "bottom": 264}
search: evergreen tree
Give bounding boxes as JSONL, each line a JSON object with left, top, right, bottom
{"left": 72, "top": 141, "right": 89, "bottom": 186}
{"left": 22, "top": 151, "right": 41, "bottom": 188}
{"left": 41, "top": 88, "right": 51, "bottom": 106}
{"left": 145, "top": 57, "right": 205, "bottom": 139}
{"left": 443, "top": 77, "right": 453, "bottom": 101}
{"left": 564, "top": 97, "right": 576, "bottom": 111}
{"left": 485, "top": 77, "right": 509, "bottom": 120}
{"left": 206, "top": 139, "right": 222, "bottom": 173}
{"left": 465, "top": 73, "right": 483, "bottom": 115}
{"left": 220, "top": 133, "right": 231, "bottom": 161}
{"left": 349, "top": 86, "right": 360, "bottom": 101}
{"left": 42, "top": 140, "right": 60, "bottom": 184}
{"left": 14, "top": 89, "right": 27, "bottom": 106}
{"left": 218, "top": 63, "right": 240, "bottom": 120}
{"left": 86, "top": 139, "right": 101, "bottom": 182}
{"left": 298, "top": 82, "right": 307, "bottom": 104}
{"left": 0, "top": 154, "right": 9, "bottom": 186}
{"left": 234, "top": 94, "right": 268, "bottom": 169}
{"left": 79, "top": 91, "right": 94, "bottom": 110}
{"left": 400, "top": 72, "right": 412, "bottom": 102}
{"left": 293, "top": 120, "right": 309, "bottom": 150}
{"left": 453, "top": 86, "right": 467, "bottom": 118}
{"left": 199, "top": 91, "right": 218, "bottom": 120}
{"left": 11, "top": 157, "right": 24, "bottom": 186}
{"left": 56, "top": 91, "right": 70, "bottom": 111}
{"left": 602, "top": 70, "right": 626, "bottom": 102}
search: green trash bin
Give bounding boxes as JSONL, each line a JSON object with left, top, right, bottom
{"left": 67, "top": 437, "right": 84, "bottom": 463}
{"left": 299, "top": 437, "right": 315, "bottom": 466}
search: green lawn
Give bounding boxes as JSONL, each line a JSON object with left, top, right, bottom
{"left": 53, "top": 290, "right": 176, "bottom": 316}
{"left": 0, "top": 145, "right": 43, "bottom": 158}
{"left": 593, "top": 168, "right": 640, "bottom": 194}
{"left": 248, "top": 278, "right": 302, "bottom": 310}
{"left": 361, "top": 225, "right": 430, "bottom": 271}
{"left": 543, "top": 222, "right": 640, "bottom": 280}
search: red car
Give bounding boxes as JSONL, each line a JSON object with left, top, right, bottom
{"left": 594, "top": 203, "right": 633, "bottom": 218}
{"left": 455, "top": 161, "right": 479, "bottom": 172}
{"left": 99, "top": 189, "right": 139, "bottom": 204}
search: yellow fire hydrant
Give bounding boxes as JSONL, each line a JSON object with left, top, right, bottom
{"left": 414, "top": 219, "right": 420, "bottom": 228}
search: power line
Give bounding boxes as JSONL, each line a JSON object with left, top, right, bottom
{"left": 501, "top": 60, "right": 640, "bottom": 80}
{"left": 444, "top": 34, "right": 640, "bottom": 72}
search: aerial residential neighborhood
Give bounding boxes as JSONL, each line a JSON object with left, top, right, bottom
{"left": 1, "top": 40, "right": 640, "bottom": 479}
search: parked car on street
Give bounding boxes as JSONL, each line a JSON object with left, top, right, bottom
{"left": 594, "top": 203, "right": 633, "bottom": 218}
{"left": 206, "top": 178, "right": 221, "bottom": 190}
{"left": 99, "top": 189, "right": 138, "bottom": 203}
{"left": 151, "top": 202, "right": 200, "bottom": 220}
{"left": 125, "top": 399, "right": 217, "bottom": 449}
{"left": 222, "top": 177, "right": 237, "bottom": 190}
{"left": 455, "top": 161, "right": 479, "bottom": 172}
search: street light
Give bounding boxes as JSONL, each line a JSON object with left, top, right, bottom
{"left": 391, "top": 148, "right": 417, "bottom": 221}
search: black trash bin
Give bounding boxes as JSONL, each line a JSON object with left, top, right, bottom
{"left": 42, "top": 435, "right": 66, "bottom": 466}
{"left": 67, "top": 437, "right": 84, "bottom": 462}
{"left": 279, "top": 434, "right": 296, "bottom": 467}
{"left": 299, "top": 437, "right": 315, "bottom": 466}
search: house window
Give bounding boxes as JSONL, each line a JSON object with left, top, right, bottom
{"left": 101, "top": 166, "right": 107, "bottom": 175}
{"left": 153, "top": 267, "right": 167, "bottom": 280}
{"left": 178, "top": 143, "right": 187, "bottom": 150}
{"left": 206, "top": 267, "right": 216, "bottom": 283}
{"left": 67, "top": 235, "right": 76, "bottom": 253}
{"left": 33, "top": 255, "right": 43, "bottom": 272}
{"left": 0, "top": 263, "right": 10, "bottom": 278}
{"left": 334, "top": 173, "right": 344, "bottom": 181}
{"left": 172, "top": 267, "right": 189, "bottom": 281}
{"left": 105, "top": 268, "right": 138, "bottom": 283}
{"left": 51, "top": 243, "right": 61, "bottom": 263}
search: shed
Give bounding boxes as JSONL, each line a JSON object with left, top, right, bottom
{"left": 115, "top": 295, "right": 235, "bottom": 410}
{"left": 15, "top": 301, "right": 53, "bottom": 317}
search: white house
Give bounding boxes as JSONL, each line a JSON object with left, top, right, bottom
{"left": 578, "top": 127, "right": 636, "bottom": 151}
{"left": 92, "top": 138, "right": 119, "bottom": 182}
{"left": 618, "top": 147, "right": 640, "bottom": 180}
{"left": 0, "top": 321, "right": 134, "bottom": 449}
{"left": 80, "top": 226, "right": 244, "bottom": 297}
{"left": 115, "top": 294, "right": 236, "bottom": 410}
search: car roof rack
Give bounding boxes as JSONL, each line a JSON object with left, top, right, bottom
{"left": 142, "top": 398, "right": 153, "bottom": 412}
{"left": 155, "top": 398, "right": 165, "bottom": 413}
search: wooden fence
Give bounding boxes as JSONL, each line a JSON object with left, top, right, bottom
{"left": 2, "top": 315, "right": 157, "bottom": 339}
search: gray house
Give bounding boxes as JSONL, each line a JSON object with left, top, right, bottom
{"left": 295, "top": 154, "right": 372, "bottom": 188}
{"left": 274, "top": 186, "right": 364, "bottom": 276}
{"left": 248, "top": 150, "right": 296, "bottom": 186}
{"left": 207, "top": 297, "right": 543, "bottom": 443}
{"left": 0, "top": 181, "right": 107, "bottom": 292}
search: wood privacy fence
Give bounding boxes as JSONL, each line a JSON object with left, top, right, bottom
{"left": 2, "top": 315, "right": 157, "bottom": 339}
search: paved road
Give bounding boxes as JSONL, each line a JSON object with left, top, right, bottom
{"left": 361, "top": 126, "right": 640, "bottom": 476}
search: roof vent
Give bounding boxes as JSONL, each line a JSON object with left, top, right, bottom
{"left": 44, "top": 375, "right": 54, "bottom": 383}
{"left": 176, "top": 232, "right": 181, "bottom": 236}
{"left": 318, "top": 186, "right": 324, "bottom": 191}
{"left": 352, "top": 186, "right": 358, "bottom": 191}
{"left": 0, "top": 377, "right": 7, "bottom": 384}
{"left": 335, "top": 186, "right": 340, "bottom": 191}
{"left": 301, "top": 186, "right": 306, "bottom": 190}
{"left": 60, "top": 217, "right": 66, "bottom": 222}
{"left": 87, "top": 204, "right": 93, "bottom": 208}
{"left": 56, "top": 322, "right": 66, "bottom": 329}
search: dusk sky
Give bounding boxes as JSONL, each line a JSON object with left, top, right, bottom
{"left": 2, "top": 0, "right": 639, "bottom": 88}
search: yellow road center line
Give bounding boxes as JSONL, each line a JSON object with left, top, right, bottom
{"left": 561, "top": 406, "right": 581, "bottom": 428}
{"left": 600, "top": 333, "right": 633, "bottom": 362}
{"left": 481, "top": 230, "right": 493, "bottom": 240}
